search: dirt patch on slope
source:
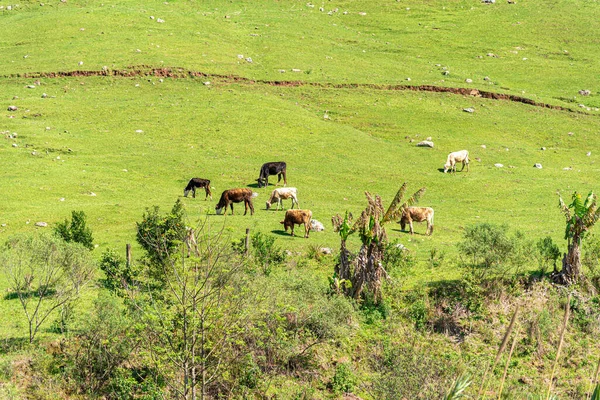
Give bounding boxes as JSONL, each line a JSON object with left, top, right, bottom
{"left": 7, "top": 66, "right": 584, "bottom": 113}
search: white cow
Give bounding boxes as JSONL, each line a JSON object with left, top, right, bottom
{"left": 444, "top": 150, "right": 470, "bottom": 173}
{"left": 266, "top": 187, "right": 299, "bottom": 210}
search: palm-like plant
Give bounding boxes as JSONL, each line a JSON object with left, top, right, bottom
{"left": 331, "top": 183, "right": 425, "bottom": 303}
{"left": 555, "top": 191, "right": 600, "bottom": 284}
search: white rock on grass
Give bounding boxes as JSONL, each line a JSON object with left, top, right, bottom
{"left": 7, "top": 106, "right": 17, "bottom": 111}
{"left": 319, "top": 247, "right": 332, "bottom": 255}
{"left": 416, "top": 140, "right": 434, "bottom": 148}
{"left": 35, "top": 222, "right": 48, "bottom": 227}
{"left": 463, "top": 107, "right": 475, "bottom": 113}
{"left": 494, "top": 163, "right": 504, "bottom": 168}
{"left": 534, "top": 163, "right": 543, "bottom": 169}
{"left": 310, "top": 219, "right": 325, "bottom": 232}
{"left": 579, "top": 90, "right": 591, "bottom": 96}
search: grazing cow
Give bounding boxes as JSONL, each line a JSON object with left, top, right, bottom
{"left": 400, "top": 207, "right": 434, "bottom": 236}
{"left": 444, "top": 150, "right": 470, "bottom": 173}
{"left": 183, "top": 178, "right": 212, "bottom": 200}
{"left": 215, "top": 188, "right": 258, "bottom": 216}
{"left": 266, "top": 187, "right": 299, "bottom": 210}
{"left": 280, "top": 209, "right": 312, "bottom": 238}
{"left": 257, "top": 162, "right": 287, "bottom": 188}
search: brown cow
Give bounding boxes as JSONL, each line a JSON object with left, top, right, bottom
{"left": 280, "top": 209, "right": 312, "bottom": 238}
{"left": 215, "top": 188, "right": 258, "bottom": 216}
{"left": 400, "top": 207, "right": 434, "bottom": 235}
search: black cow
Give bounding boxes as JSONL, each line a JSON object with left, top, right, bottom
{"left": 257, "top": 162, "right": 287, "bottom": 188}
{"left": 183, "top": 178, "right": 212, "bottom": 200}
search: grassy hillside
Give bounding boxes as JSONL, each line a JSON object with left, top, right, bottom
{"left": 1, "top": 0, "right": 600, "bottom": 399}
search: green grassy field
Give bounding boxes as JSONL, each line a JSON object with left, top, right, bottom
{"left": 1, "top": 0, "right": 600, "bottom": 398}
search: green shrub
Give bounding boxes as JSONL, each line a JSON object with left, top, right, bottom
{"left": 458, "top": 223, "right": 533, "bottom": 280}
{"left": 99, "top": 248, "right": 138, "bottom": 293}
{"left": 536, "top": 236, "right": 561, "bottom": 274}
{"left": 250, "top": 231, "right": 286, "bottom": 276}
{"left": 331, "top": 362, "right": 356, "bottom": 394}
{"left": 54, "top": 210, "right": 94, "bottom": 250}
{"left": 136, "top": 199, "right": 186, "bottom": 271}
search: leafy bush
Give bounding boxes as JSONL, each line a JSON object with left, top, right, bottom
{"left": 536, "top": 236, "right": 561, "bottom": 274}
{"left": 250, "top": 231, "right": 286, "bottom": 276}
{"left": 99, "top": 248, "right": 138, "bottom": 294}
{"left": 458, "top": 223, "right": 533, "bottom": 280}
{"left": 54, "top": 210, "right": 94, "bottom": 250}
{"left": 331, "top": 362, "right": 356, "bottom": 394}
{"left": 136, "top": 199, "right": 186, "bottom": 271}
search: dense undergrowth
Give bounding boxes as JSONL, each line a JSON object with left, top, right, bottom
{"left": 2, "top": 205, "right": 600, "bottom": 399}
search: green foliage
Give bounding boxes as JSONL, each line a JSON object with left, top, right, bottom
{"left": 136, "top": 199, "right": 186, "bottom": 268}
{"left": 405, "top": 290, "right": 430, "bottom": 331}
{"left": 458, "top": 223, "right": 533, "bottom": 279}
{"left": 54, "top": 210, "right": 94, "bottom": 250}
{"left": 536, "top": 236, "right": 561, "bottom": 273}
{"left": 583, "top": 234, "right": 600, "bottom": 276}
{"left": 250, "top": 231, "right": 286, "bottom": 276}
{"left": 99, "top": 248, "right": 137, "bottom": 294}
{"left": 559, "top": 191, "right": 600, "bottom": 244}
{"left": 444, "top": 374, "right": 472, "bottom": 400}
{"left": 331, "top": 362, "right": 356, "bottom": 394}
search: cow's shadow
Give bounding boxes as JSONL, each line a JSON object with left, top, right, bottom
{"left": 271, "top": 229, "right": 293, "bottom": 237}
{"left": 437, "top": 168, "right": 446, "bottom": 173}
{"left": 247, "top": 182, "right": 262, "bottom": 188}
{"left": 390, "top": 228, "right": 427, "bottom": 236}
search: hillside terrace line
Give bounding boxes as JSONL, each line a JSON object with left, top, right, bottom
{"left": 6, "top": 66, "right": 590, "bottom": 114}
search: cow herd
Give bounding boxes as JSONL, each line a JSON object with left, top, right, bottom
{"left": 184, "top": 152, "right": 469, "bottom": 238}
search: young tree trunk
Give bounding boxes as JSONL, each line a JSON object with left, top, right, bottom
{"left": 554, "top": 239, "right": 581, "bottom": 285}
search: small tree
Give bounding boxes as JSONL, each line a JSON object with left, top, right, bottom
{"left": 136, "top": 199, "right": 187, "bottom": 278}
{"left": 129, "top": 218, "right": 249, "bottom": 399}
{"left": 331, "top": 183, "right": 425, "bottom": 304}
{"left": 54, "top": 210, "right": 94, "bottom": 250}
{"left": 555, "top": 191, "right": 600, "bottom": 284}
{"left": 1, "top": 233, "right": 96, "bottom": 342}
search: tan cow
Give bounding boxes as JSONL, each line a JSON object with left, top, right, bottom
{"left": 266, "top": 187, "right": 299, "bottom": 210}
{"left": 280, "top": 209, "right": 312, "bottom": 238}
{"left": 444, "top": 150, "right": 470, "bottom": 173}
{"left": 400, "top": 207, "right": 434, "bottom": 235}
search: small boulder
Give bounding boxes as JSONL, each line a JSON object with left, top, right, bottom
{"left": 7, "top": 106, "right": 17, "bottom": 111}
{"left": 463, "top": 107, "right": 475, "bottom": 113}
{"left": 310, "top": 219, "right": 325, "bottom": 232}
{"left": 534, "top": 163, "right": 542, "bottom": 169}
{"left": 416, "top": 140, "right": 434, "bottom": 148}
{"left": 494, "top": 163, "right": 504, "bottom": 168}
{"left": 579, "top": 90, "right": 591, "bottom": 96}
{"left": 35, "top": 222, "right": 48, "bottom": 227}
{"left": 319, "top": 247, "right": 332, "bottom": 255}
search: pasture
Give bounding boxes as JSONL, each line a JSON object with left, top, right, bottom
{"left": 1, "top": 0, "right": 600, "bottom": 397}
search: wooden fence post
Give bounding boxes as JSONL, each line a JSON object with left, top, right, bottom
{"left": 244, "top": 228, "right": 250, "bottom": 257}
{"left": 126, "top": 243, "right": 132, "bottom": 267}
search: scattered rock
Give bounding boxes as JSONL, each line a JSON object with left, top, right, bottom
{"left": 394, "top": 243, "right": 407, "bottom": 251}
{"left": 203, "top": 81, "right": 210, "bottom": 85}
{"left": 78, "top": 61, "right": 84, "bottom": 66}
{"left": 463, "top": 107, "right": 475, "bottom": 113}
{"left": 89, "top": 192, "right": 97, "bottom": 196}
{"left": 35, "top": 222, "right": 48, "bottom": 227}
{"left": 135, "top": 129, "right": 143, "bottom": 133}
{"left": 475, "top": 157, "right": 481, "bottom": 162}
{"left": 568, "top": 132, "right": 574, "bottom": 136}
{"left": 157, "top": 18, "right": 165, "bottom": 23}
{"left": 587, "top": 152, "right": 592, "bottom": 156}
{"left": 278, "top": 69, "right": 286, "bottom": 73}
{"left": 59, "top": 198, "right": 65, "bottom": 201}
{"left": 245, "top": 57, "right": 253, "bottom": 63}
{"left": 149, "top": 15, "right": 155, "bottom": 19}
{"left": 442, "top": 70, "right": 450, "bottom": 75}
{"left": 484, "top": 76, "right": 490, "bottom": 81}
{"left": 12, "top": 143, "right": 18, "bottom": 148}
{"left": 534, "top": 163, "right": 542, "bottom": 169}
{"left": 579, "top": 90, "right": 591, "bottom": 96}
{"left": 291, "top": 68, "right": 301, "bottom": 72}
{"left": 416, "top": 140, "right": 434, "bottom": 148}
{"left": 41, "top": 93, "right": 48, "bottom": 98}
{"left": 486, "top": 53, "right": 497, "bottom": 57}
{"left": 310, "top": 219, "right": 325, "bottom": 232}
{"left": 465, "top": 78, "right": 473, "bottom": 83}
{"left": 563, "top": 167, "right": 573, "bottom": 171}
{"left": 494, "top": 163, "right": 504, "bottom": 168}
{"left": 323, "top": 113, "right": 330, "bottom": 120}
{"left": 26, "top": 85, "right": 36, "bottom": 89}
{"left": 541, "top": 147, "right": 546, "bottom": 151}
{"left": 319, "top": 247, "right": 332, "bottom": 255}
{"left": 358, "top": 12, "right": 367, "bottom": 15}
{"left": 481, "top": 144, "right": 487, "bottom": 149}
{"left": 482, "top": 0, "right": 496, "bottom": 3}
{"left": 7, "top": 106, "right": 17, "bottom": 111}
{"left": 122, "top": 169, "right": 128, "bottom": 172}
